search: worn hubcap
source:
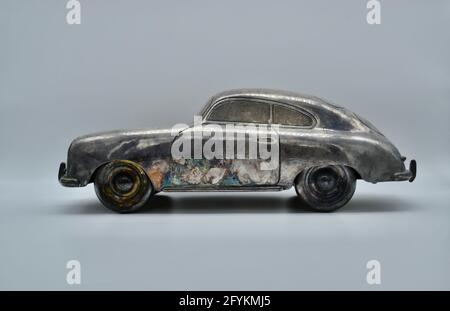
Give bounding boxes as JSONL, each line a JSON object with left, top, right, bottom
{"left": 314, "top": 169, "right": 337, "bottom": 192}
{"left": 306, "top": 166, "right": 347, "bottom": 201}
{"left": 112, "top": 172, "right": 134, "bottom": 195}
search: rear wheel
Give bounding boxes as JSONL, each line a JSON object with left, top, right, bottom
{"left": 295, "top": 165, "right": 356, "bottom": 212}
{"left": 94, "top": 160, "right": 153, "bottom": 213}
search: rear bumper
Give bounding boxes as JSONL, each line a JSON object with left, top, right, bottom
{"left": 391, "top": 159, "right": 417, "bottom": 182}
{"left": 58, "top": 162, "right": 81, "bottom": 187}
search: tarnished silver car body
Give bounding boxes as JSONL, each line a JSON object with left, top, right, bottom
{"left": 59, "top": 89, "right": 416, "bottom": 193}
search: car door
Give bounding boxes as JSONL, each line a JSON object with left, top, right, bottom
{"left": 202, "top": 98, "right": 280, "bottom": 187}
{"left": 168, "top": 98, "right": 280, "bottom": 188}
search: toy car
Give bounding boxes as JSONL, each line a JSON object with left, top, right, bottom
{"left": 59, "top": 89, "right": 416, "bottom": 213}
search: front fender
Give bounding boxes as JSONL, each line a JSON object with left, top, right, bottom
{"left": 63, "top": 129, "right": 174, "bottom": 187}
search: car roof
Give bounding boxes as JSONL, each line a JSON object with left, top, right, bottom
{"left": 200, "top": 88, "right": 344, "bottom": 117}
{"left": 200, "top": 88, "right": 367, "bottom": 131}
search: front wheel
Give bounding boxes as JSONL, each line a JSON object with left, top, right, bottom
{"left": 94, "top": 160, "right": 153, "bottom": 213}
{"left": 295, "top": 165, "right": 356, "bottom": 212}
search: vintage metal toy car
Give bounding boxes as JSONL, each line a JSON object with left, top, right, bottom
{"left": 59, "top": 89, "right": 416, "bottom": 213}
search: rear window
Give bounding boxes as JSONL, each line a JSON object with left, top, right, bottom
{"left": 273, "top": 105, "right": 313, "bottom": 127}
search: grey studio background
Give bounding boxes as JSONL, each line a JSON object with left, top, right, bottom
{"left": 1, "top": 0, "right": 449, "bottom": 290}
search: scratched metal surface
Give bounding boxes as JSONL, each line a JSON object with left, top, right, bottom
{"left": 63, "top": 89, "right": 409, "bottom": 191}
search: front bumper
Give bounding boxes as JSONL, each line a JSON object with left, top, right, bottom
{"left": 391, "top": 159, "right": 417, "bottom": 182}
{"left": 58, "top": 162, "right": 81, "bottom": 187}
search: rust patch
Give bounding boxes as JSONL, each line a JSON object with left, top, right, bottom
{"left": 146, "top": 159, "right": 169, "bottom": 190}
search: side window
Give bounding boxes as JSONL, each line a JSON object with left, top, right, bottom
{"left": 207, "top": 99, "right": 270, "bottom": 124}
{"left": 273, "top": 105, "right": 313, "bottom": 127}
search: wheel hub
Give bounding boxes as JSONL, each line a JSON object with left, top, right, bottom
{"left": 113, "top": 173, "right": 134, "bottom": 194}
{"left": 316, "top": 174, "right": 336, "bottom": 191}
{"left": 313, "top": 168, "right": 338, "bottom": 193}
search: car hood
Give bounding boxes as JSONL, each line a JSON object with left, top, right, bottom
{"left": 69, "top": 128, "right": 176, "bottom": 157}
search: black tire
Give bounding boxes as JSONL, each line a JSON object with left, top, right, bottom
{"left": 295, "top": 165, "right": 356, "bottom": 212}
{"left": 94, "top": 160, "right": 153, "bottom": 213}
